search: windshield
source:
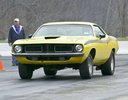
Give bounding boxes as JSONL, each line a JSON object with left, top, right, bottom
{"left": 33, "top": 24, "right": 93, "bottom": 37}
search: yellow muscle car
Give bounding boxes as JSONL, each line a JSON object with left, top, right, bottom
{"left": 12, "top": 22, "right": 118, "bottom": 79}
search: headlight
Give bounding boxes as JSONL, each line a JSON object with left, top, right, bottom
{"left": 14, "top": 45, "right": 22, "bottom": 53}
{"left": 75, "top": 45, "right": 83, "bottom": 52}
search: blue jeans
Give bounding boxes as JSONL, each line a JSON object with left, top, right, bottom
{"left": 12, "top": 55, "right": 18, "bottom": 65}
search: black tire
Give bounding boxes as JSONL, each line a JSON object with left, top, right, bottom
{"left": 79, "top": 54, "right": 93, "bottom": 79}
{"left": 101, "top": 51, "right": 115, "bottom": 75}
{"left": 43, "top": 67, "right": 57, "bottom": 76}
{"left": 18, "top": 64, "right": 33, "bottom": 79}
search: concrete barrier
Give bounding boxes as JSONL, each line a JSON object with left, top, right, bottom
{"left": 0, "top": 43, "right": 11, "bottom": 56}
{"left": 0, "top": 41, "right": 127, "bottom": 56}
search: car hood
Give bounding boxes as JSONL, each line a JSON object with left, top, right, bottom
{"left": 14, "top": 36, "right": 97, "bottom": 45}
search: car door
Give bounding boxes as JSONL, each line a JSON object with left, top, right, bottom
{"left": 93, "top": 25, "right": 110, "bottom": 62}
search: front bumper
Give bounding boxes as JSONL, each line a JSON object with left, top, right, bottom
{"left": 12, "top": 52, "right": 86, "bottom": 65}
{"left": 12, "top": 52, "right": 84, "bottom": 57}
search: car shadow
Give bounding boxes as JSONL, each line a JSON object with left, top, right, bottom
{"left": 17, "top": 74, "right": 113, "bottom": 82}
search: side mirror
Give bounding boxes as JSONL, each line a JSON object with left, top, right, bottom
{"left": 28, "top": 34, "right": 33, "bottom": 38}
{"left": 99, "top": 34, "right": 105, "bottom": 39}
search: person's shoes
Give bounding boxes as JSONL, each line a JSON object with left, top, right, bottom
{"left": 12, "top": 64, "right": 17, "bottom": 66}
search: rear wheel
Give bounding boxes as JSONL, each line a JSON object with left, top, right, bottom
{"left": 79, "top": 54, "right": 93, "bottom": 79}
{"left": 43, "top": 67, "right": 57, "bottom": 76}
{"left": 101, "top": 51, "right": 115, "bottom": 75}
{"left": 18, "top": 64, "right": 33, "bottom": 79}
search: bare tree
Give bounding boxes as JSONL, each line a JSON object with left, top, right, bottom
{"left": 105, "top": 0, "right": 112, "bottom": 30}
{"left": 122, "top": 0, "right": 126, "bottom": 37}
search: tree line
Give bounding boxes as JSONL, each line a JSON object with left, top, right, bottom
{"left": 0, "top": 0, "right": 127, "bottom": 39}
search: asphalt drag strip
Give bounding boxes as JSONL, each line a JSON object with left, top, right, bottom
{"left": 0, "top": 54, "right": 128, "bottom": 100}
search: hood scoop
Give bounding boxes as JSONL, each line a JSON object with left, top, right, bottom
{"left": 45, "top": 36, "right": 60, "bottom": 39}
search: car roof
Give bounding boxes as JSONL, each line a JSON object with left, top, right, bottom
{"left": 43, "top": 21, "right": 97, "bottom": 26}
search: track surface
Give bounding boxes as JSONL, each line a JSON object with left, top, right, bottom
{"left": 0, "top": 55, "right": 128, "bottom": 100}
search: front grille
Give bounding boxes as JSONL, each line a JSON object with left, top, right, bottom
{"left": 25, "top": 45, "right": 42, "bottom": 53}
{"left": 54, "top": 45, "right": 73, "bottom": 52}
{"left": 24, "top": 44, "right": 75, "bottom": 53}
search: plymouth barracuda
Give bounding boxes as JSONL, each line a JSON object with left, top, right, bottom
{"left": 12, "top": 22, "right": 118, "bottom": 79}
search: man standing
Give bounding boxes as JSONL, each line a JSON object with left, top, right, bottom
{"left": 8, "top": 18, "right": 26, "bottom": 66}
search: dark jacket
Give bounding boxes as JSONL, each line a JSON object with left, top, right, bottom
{"left": 8, "top": 25, "right": 25, "bottom": 44}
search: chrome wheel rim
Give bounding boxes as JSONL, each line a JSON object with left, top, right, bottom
{"left": 111, "top": 57, "right": 114, "bottom": 72}
{"left": 88, "top": 57, "right": 93, "bottom": 76}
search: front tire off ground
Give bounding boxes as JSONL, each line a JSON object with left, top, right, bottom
{"left": 101, "top": 51, "right": 115, "bottom": 75}
{"left": 79, "top": 54, "right": 93, "bottom": 79}
{"left": 18, "top": 64, "right": 33, "bottom": 79}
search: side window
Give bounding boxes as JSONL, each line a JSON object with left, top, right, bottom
{"left": 93, "top": 25, "right": 105, "bottom": 37}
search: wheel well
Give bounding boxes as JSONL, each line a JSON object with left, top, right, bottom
{"left": 112, "top": 48, "right": 115, "bottom": 53}
{"left": 90, "top": 49, "right": 96, "bottom": 59}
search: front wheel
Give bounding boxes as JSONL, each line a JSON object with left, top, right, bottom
{"left": 79, "top": 54, "right": 93, "bottom": 79}
{"left": 101, "top": 51, "right": 115, "bottom": 75}
{"left": 18, "top": 64, "right": 33, "bottom": 79}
